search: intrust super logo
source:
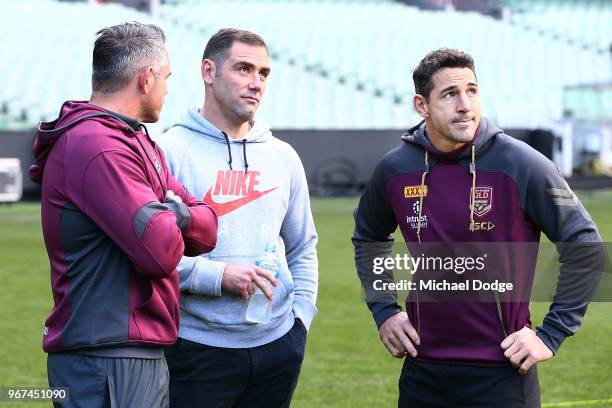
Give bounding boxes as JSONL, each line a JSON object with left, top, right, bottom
{"left": 407, "top": 200, "right": 428, "bottom": 230}
{"left": 404, "top": 185, "right": 428, "bottom": 198}
{"left": 204, "top": 170, "right": 278, "bottom": 217}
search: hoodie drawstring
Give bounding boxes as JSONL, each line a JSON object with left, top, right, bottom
{"left": 222, "top": 132, "right": 234, "bottom": 170}
{"left": 222, "top": 131, "right": 250, "bottom": 173}
{"left": 417, "top": 145, "right": 478, "bottom": 237}
{"left": 469, "top": 145, "right": 477, "bottom": 232}
{"left": 242, "top": 139, "right": 249, "bottom": 174}
{"left": 416, "top": 150, "right": 429, "bottom": 244}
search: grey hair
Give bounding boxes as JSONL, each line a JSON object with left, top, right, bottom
{"left": 92, "top": 22, "right": 166, "bottom": 93}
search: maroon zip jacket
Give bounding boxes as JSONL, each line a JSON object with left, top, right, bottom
{"left": 30, "top": 101, "right": 218, "bottom": 353}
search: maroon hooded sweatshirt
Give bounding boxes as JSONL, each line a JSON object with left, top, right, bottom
{"left": 30, "top": 101, "right": 218, "bottom": 353}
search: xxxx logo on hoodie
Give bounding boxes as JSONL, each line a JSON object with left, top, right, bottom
{"left": 204, "top": 170, "right": 278, "bottom": 217}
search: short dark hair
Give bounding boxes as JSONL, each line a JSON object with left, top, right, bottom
{"left": 413, "top": 48, "right": 476, "bottom": 101}
{"left": 92, "top": 22, "right": 166, "bottom": 93}
{"left": 203, "top": 28, "right": 268, "bottom": 68}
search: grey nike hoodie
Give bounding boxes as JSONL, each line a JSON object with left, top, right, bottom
{"left": 157, "top": 107, "right": 318, "bottom": 347}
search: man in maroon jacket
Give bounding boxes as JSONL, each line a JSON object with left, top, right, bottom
{"left": 30, "top": 22, "right": 218, "bottom": 407}
{"left": 353, "top": 48, "right": 603, "bottom": 407}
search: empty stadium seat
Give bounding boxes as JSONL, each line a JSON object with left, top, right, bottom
{"left": 0, "top": 0, "right": 609, "bottom": 132}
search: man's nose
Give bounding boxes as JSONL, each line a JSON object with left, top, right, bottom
{"left": 250, "top": 74, "right": 262, "bottom": 91}
{"left": 457, "top": 92, "right": 472, "bottom": 113}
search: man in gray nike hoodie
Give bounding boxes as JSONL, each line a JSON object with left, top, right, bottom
{"left": 157, "top": 29, "right": 318, "bottom": 408}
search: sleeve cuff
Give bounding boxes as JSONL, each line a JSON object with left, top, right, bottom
{"left": 369, "top": 302, "right": 402, "bottom": 329}
{"left": 293, "top": 297, "right": 317, "bottom": 332}
{"left": 190, "top": 257, "right": 226, "bottom": 296}
{"left": 536, "top": 323, "right": 568, "bottom": 354}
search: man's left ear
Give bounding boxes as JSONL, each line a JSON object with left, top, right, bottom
{"left": 138, "top": 66, "right": 156, "bottom": 94}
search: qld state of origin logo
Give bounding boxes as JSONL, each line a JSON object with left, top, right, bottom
{"left": 470, "top": 186, "right": 493, "bottom": 217}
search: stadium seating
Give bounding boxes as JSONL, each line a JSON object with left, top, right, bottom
{"left": 492, "top": 0, "right": 611, "bottom": 51}
{"left": 564, "top": 85, "right": 612, "bottom": 122}
{"left": 0, "top": 0, "right": 414, "bottom": 133}
{"left": 159, "top": 0, "right": 612, "bottom": 127}
{"left": 0, "top": 0, "right": 609, "bottom": 133}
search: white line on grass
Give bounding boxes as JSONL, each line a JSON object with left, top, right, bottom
{"left": 543, "top": 398, "right": 612, "bottom": 407}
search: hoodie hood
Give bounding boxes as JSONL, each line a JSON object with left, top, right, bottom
{"left": 173, "top": 107, "right": 272, "bottom": 144}
{"left": 29, "top": 101, "right": 137, "bottom": 183}
{"left": 400, "top": 116, "right": 504, "bottom": 161}
{"left": 171, "top": 107, "right": 272, "bottom": 173}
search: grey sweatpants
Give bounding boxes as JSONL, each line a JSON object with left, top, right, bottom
{"left": 47, "top": 353, "right": 169, "bottom": 408}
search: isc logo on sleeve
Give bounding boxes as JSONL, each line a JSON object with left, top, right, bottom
{"left": 404, "top": 185, "right": 428, "bottom": 198}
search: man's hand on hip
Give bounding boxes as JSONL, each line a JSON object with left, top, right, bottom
{"left": 379, "top": 312, "right": 420, "bottom": 359}
{"left": 221, "top": 264, "right": 278, "bottom": 300}
{"left": 501, "top": 327, "right": 553, "bottom": 374}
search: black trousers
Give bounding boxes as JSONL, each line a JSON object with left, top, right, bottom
{"left": 165, "top": 319, "right": 307, "bottom": 408}
{"left": 398, "top": 357, "right": 541, "bottom": 408}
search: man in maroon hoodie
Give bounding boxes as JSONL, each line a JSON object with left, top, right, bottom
{"left": 353, "top": 49, "right": 603, "bottom": 407}
{"left": 29, "top": 22, "right": 218, "bottom": 407}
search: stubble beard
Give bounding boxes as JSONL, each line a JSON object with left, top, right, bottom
{"left": 448, "top": 131, "right": 474, "bottom": 143}
{"left": 448, "top": 122, "right": 476, "bottom": 143}
{"left": 232, "top": 101, "right": 257, "bottom": 124}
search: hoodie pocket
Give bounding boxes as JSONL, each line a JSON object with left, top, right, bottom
{"left": 276, "top": 258, "right": 295, "bottom": 296}
{"left": 133, "top": 285, "right": 176, "bottom": 342}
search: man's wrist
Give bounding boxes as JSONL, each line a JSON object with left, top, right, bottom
{"left": 370, "top": 302, "right": 402, "bottom": 329}
{"left": 535, "top": 326, "right": 563, "bottom": 355}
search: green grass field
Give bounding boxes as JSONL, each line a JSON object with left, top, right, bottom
{"left": 1, "top": 191, "right": 611, "bottom": 407}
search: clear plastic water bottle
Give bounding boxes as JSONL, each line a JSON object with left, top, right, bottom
{"left": 245, "top": 243, "right": 279, "bottom": 324}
